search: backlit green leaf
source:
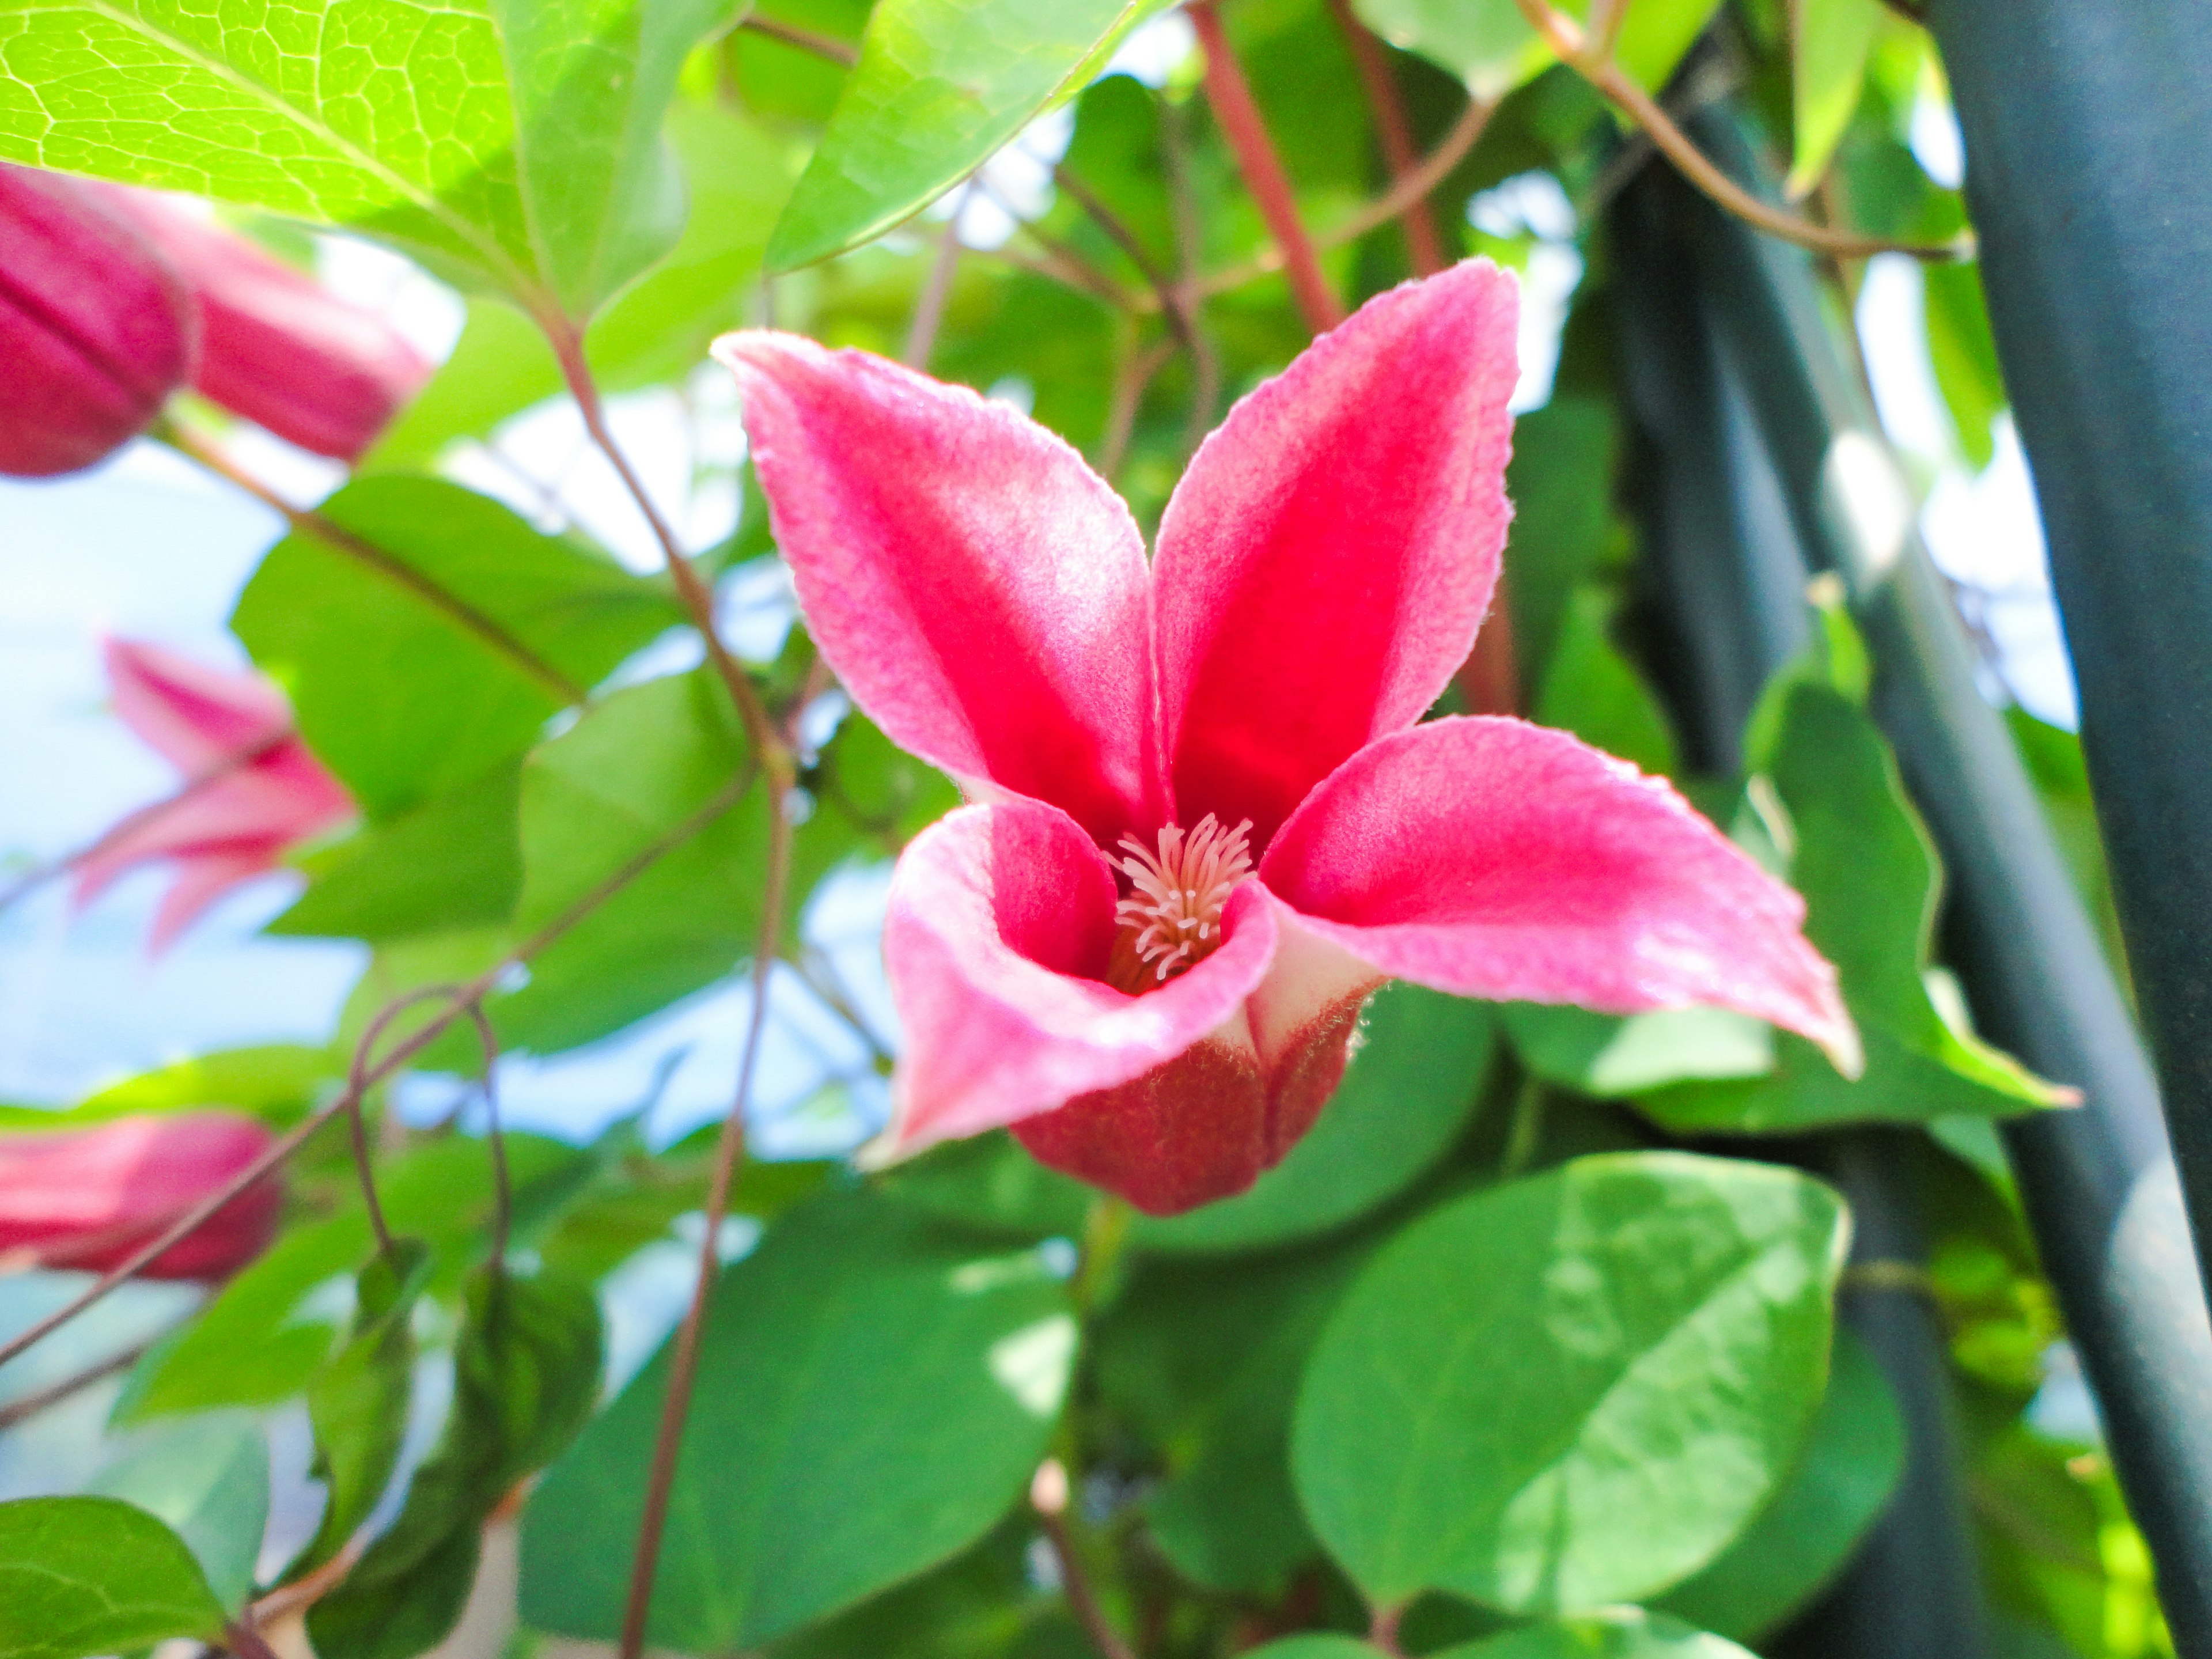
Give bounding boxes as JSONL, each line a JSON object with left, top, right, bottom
{"left": 1786, "top": 0, "right": 1884, "bottom": 198}
{"left": 0, "top": 1497, "right": 225, "bottom": 1659}
{"left": 86, "top": 1414, "right": 270, "bottom": 1614}
{"left": 1433, "top": 1609, "right": 1758, "bottom": 1658}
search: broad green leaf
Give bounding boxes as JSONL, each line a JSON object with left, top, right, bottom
{"left": 0, "top": 0, "right": 728, "bottom": 311}
{"left": 1505, "top": 399, "right": 1622, "bottom": 701}
{"left": 1923, "top": 262, "right": 2006, "bottom": 469}
{"left": 1243, "top": 1640, "right": 1384, "bottom": 1659}
{"left": 1292, "top": 1152, "right": 1846, "bottom": 1612}
{"left": 0, "top": 1497, "right": 225, "bottom": 1659}
{"left": 1433, "top": 1609, "right": 1757, "bottom": 1658}
{"left": 88, "top": 1413, "right": 270, "bottom": 1613}
{"left": 290, "top": 1237, "right": 432, "bottom": 1577}
{"left": 1641, "top": 683, "right": 2071, "bottom": 1135}
{"left": 767, "top": 0, "right": 1170, "bottom": 271}
{"left": 1532, "top": 587, "right": 1680, "bottom": 778}
{"left": 1503, "top": 1002, "right": 1774, "bottom": 1099}
{"left": 121, "top": 1134, "right": 582, "bottom": 1419}
{"left": 365, "top": 300, "right": 566, "bottom": 474}
{"left": 274, "top": 759, "right": 524, "bottom": 942}
{"left": 0, "top": 1045, "right": 335, "bottom": 1131}
{"left": 767, "top": 1521, "right": 1088, "bottom": 1659}
{"left": 309, "top": 1267, "right": 603, "bottom": 1659}
{"left": 1787, "top": 0, "right": 1884, "bottom": 198}
{"left": 1353, "top": 0, "right": 1551, "bottom": 101}
{"left": 521, "top": 1190, "right": 1074, "bottom": 1652}
{"left": 1097, "top": 1243, "right": 1372, "bottom": 1596}
{"left": 1656, "top": 1328, "right": 1904, "bottom": 1641}
{"left": 233, "top": 476, "right": 682, "bottom": 821}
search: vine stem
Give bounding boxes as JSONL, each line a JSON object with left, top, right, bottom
{"left": 1188, "top": 0, "right": 1346, "bottom": 334}
{"left": 547, "top": 327, "right": 791, "bottom": 783}
{"left": 0, "top": 768, "right": 754, "bottom": 1377}
{"left": 616, "top": 787, "right": 796, "bottom": 1659}
{"left": 1324, "top": 0, "right": 1446, "bottom": 275}
{"left": 1509, "top": 0, "right": 1972, "bottom": 262}
{"left": 1031, "top": 1461, "right": 1138, "bottom": 1659}
{"left": 904, "top": 198, "right": 967, "bottom": 369}
{"left": 0, "top": 1335, "right": 160, "bottom": 1431}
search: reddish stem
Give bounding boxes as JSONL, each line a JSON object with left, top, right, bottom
{"left": 1325, "top": 0, "right": 1446, "bottom": 275}
{"left": 1188, "top": 0, "right": 1346, "bottom": 334}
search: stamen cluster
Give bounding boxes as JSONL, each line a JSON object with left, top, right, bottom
{"left": 1108, "top": 814, "right": 1256, "bottom": 993}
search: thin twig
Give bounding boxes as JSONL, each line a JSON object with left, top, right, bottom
{"left": 161, "top": 426, "right": 589, "bottom": 705}
{"left": 0, "top": 769, "right": 755, "bottom": 1377}
{"left": 459, "top": 1004, "right": 512, "bottom": 1269}
{"left": 0, "top": 724, "right": 294, "bottom": 923}
{"left": 1325, "top": 0, "right": 1446, "bottom": 275}
{"left": 1031, "top": 1461, "right": 1137, "bottom": 1659}
{"left": 736, "top": 10, "right": 857, "bottom": 65}
{"left": 618, "top": 789, "right": 796, "bottom": 1659}
{"left": 0, "top": 1335, "right": 158, "bottom": 1431}
{"left": 1510, "top": 0, "right": 1972, "bottom": 262}
{"left": 1188, "top": 0, "right": 1345, "bottom": 333}
{"left": 344, "top": 989, "right": 469, "bottom": 1257}
{"left": 1097, "top": 334, "right": 1177, "bottom": 480}
{"left": 1159, "top": 97, "right": 1222, "bottom": 452}
{"left": 968, "top": 173, "right": 1145, "bottom": 310}
{"left": 1369, "top": 1602, "right": 1407, "bottom": 1656}
{"left": 547, "top": 328, "right": 790, "bottom": 782}
{"left": 904, "top": 199, "right": 967, "bottom": 369}
{"left": 222, "top": 1618, "right": 283, "bottom": 1659}
{"left": 1052, "top": 164, "right": 1204, "bottom": 363}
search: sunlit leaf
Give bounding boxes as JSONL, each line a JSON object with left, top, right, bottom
{"left": 87, "top": 1414, "right": 270, "bottom": 1614}
{"left": 0, "top": 1497, "right": 225, "bottom": 1659}
{"left": 1786, "top": 0, "right": 1885, "bottom": 198}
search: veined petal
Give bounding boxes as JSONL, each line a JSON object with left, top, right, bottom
{"left": 1260, "top": 718, "right": 1862, "bottom": 1072}
{"left": 880, "top": 801, "right": 1276, "bottom": 1156}
{"left": 716, "top": 332, "right": 1162, "bottom": 845}
{"left": 1153, "top": 260, "right": 1520, "bottom": 849}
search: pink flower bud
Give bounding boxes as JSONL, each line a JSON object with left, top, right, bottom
{"left": 0, "top": 164, "right": 197, "bottom": 478}
{"left": 101, "top": 189, "right": 431, "bottom": 462}
{"left": 0, "top": 1112, "right": 281, "bottom": 1280}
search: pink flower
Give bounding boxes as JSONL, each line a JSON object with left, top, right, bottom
{"left": 0, "top": 1112, "right": 281, "bottom": 1280}
{"left": 716, "top": 262, "right": 1859, "bottom": 1215}
{"left": 76, "top": 639, "right": 355, "bottom": 952}
{"left": 97, "top": 188, "right": 432, "bottom": 462}
{"left": 0, "top": 164, "right": 197, "bottom": 478}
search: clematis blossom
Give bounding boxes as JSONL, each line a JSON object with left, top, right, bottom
{"left": 715, "top": 260, "right": 1859, "bottom": 1215}
{"left": 77, "top": 638, "right": 354, "bottom": 952}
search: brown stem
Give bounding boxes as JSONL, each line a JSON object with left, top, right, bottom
{"left": 457, "top": 1003, "right": 512, "bottom": 1268}
{"left": 968, "top": 173, "right": 1143, "bottom": 310}
{"left": 1053, "top": 164, "right": 1206, "bottom": 366}
{"left": 617, "top": 788, "right": 795, "bottom": 1659}
{"left": 222, "top": 1618, "right": 283, "bottom": 1659}
{"left": 1325, "top": 0, "right": 1446, "bottom": 275}
{"left": 547, "top": 328, "right": 791, "bottom": 782}
{"left": 737, "top": 10, "right": 857, "bottom": 65}
{"left": 1031, "top": 1461, "right": 1137, "bottom": 1659}
{"left": 162, "top": 427, "right": 589, "bottom": 706}
{"left": 0, "top": 768, "right": 755, "bottom": 1377}
{"left": 904, "top": 204, "right": 966, "bottom": 369}
{"left": 1097, "top": 334, "right": 1179, "bottom": 480}
{"left": 1369, "top": 1601, "right": 1407, "bottom": 1656}
{"left": 1511, "top": 0, "right": 1972, "bottom": 262}
{"left": 0, "top": 1335, "right": 158, "bottom": 1431}
{"left": 1188, "top": 0, "right": 1346, "bottom": 333}
{"left": 0, "top": 724, "right": 294, "bottom": 923}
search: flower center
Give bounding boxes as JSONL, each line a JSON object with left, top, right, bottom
{"left": 1105, "top": 814, "right": 1255, "bottom": 995}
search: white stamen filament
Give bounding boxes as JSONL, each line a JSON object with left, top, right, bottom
{"left": 1112, "top": 814, "right": 1256, "bottom": 988}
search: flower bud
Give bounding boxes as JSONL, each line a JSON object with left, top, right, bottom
{"left": 102, "top": 189, "right": 432, "bottom": 461}
{"left": 0, "top": 164, "right": 196, "bottom": 478}
{"left": 0, "top": 1112, "right": 281, "bottom": 1280}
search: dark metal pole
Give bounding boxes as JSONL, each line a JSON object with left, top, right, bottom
{"left": 1666, "top": 108, "right": 2212, "bottom": 1656}
{"left": 1919, "top": 2, "right": 2212, "bottom": 1297}
{"left": 1612, "top": 167, "right": 1991, "bottom": 1659}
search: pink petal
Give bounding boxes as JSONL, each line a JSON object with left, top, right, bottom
{"left": 1153, "top": 260, "right": 1521, "bottom": 848}
{"left": 104, "top": 636, "right": 290, "bottom": 771}
{"left": 1259, "top": 718, "right": 1862, "bottom": 1073}
{"left": 715, "top": 332, "right": 1162, "bottom": 846}
{"left": 879, "top": 801, "right": 1276, "bottom": 1156}
{"left": 147, "top": 845, "right": 291, "bottom": 955}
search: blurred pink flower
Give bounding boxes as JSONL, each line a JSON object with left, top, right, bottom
{"left": 0, "top": 164, "right": 197, "bottom": 478}
{"left": 0, "top": 1111, "right": 281, "bottom": 1280}
{"left": 719, "top": 260, "right": 1859, "bottom": 1215}
{"left": 77, "top": 638, "right": 354, "bottom": 952}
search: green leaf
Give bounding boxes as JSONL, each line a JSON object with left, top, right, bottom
{"left": 1532, "top": 588, "right": 1680, "bottom": 778}
{"left": 87, "top": 1413, "right": 270, "bottom": 1613}
{"left": 1292, "top": 1152, "right": 1846, "bottom": 1613}
{"left": 0, "top": 1045, "right": 335, "bottom": 1132}
{"left": 0, "top": 0, "right": 728, "bottom": 311}
{"left": 273, "top": 759, "right": 524, "bottom": 942}
{"left": 767, "top": 0, "right": 1170, "bottom": 271}
{"left": 365, "top": 299, "right": 566, "bottom": 473}
{"left": 1243, "top": 1640, "right": 1385, "bottom": 1659}
{"left": 1502, "top": 1002, "right": 1774, "bottom": 1099}
{"left": 1641, "top": 683, "right": 2072, "bottom": 1135}
{"left": 1352, "top": 0, "right": 1551, "bottom": 101}
{"left": 233, "top": 476, "right": 681, "bottom": 821}
{"left": 1923, "top": 262, "right": 2006, "bottom": 469}
{"left": 1504, "top": 399, "right": 1622, "bottom": 702}
{"left": 309, "top": 1267, "right": 603, "bottom": 1659}
{"left": 290, "top": 1237, "right": 433, "bottom": 1577}
{"left": 521, "top": 1190, "right": 1075, "bottom": 1652}
{"left": 1787, "top": 0, "right": 1885, "bottom": 198}
{"left": 1097, "top": 1243, "right": 1372, "bottom": 1596}
{"left": 1433, "top": 1608, "right": 1758, "bottom": 1658}
{"left": 0, "top": 1497, "right": 226, "bottom": 1659}
{"left": 1656, "top": 1327, "right": 1904, "bottom": 1641}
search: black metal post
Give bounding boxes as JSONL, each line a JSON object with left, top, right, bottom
{"left": 1664, "top": 108, "right": 2212, "bottom": 1656}
{"left": 1612, "top": 166, "right": 1991, "bottom": 1659}
{"left": 1920, "top": 2, "right": 2212, "bottom": 1301}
